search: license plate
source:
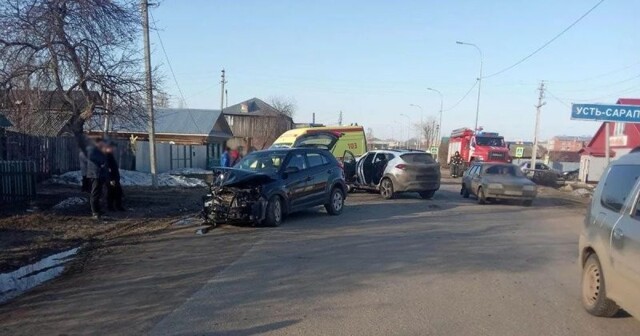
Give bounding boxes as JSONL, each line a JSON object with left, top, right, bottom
{"left": 504, "top": 190, "right": 522, "bottom": 196}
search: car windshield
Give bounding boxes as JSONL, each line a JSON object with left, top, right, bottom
{"left": 475, "top": 137, "right": 505, "bottom": 147}
{"left": 270, "top": 143, "right": 292, "bottom": 149}
{"left": 401, "top": 153, "right": 435, "bottom": 164}
{"left": 484, "top": 164, "right": 523, "bottom": 177}
{"left": 235, "top": 151, "right": 287, "bottom": 173}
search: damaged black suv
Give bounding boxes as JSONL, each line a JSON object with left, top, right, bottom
{"left": 203, "top": 148, "right": 347, "bottom": 227}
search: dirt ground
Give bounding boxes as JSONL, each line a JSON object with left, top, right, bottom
{"left": 0, "top": 184, "right": 206, "bottom": 273}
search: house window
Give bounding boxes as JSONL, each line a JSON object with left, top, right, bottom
{"left": 614, "top": 122, "right": 625, "bottom": 136}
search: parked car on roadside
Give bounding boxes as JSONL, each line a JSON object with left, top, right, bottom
{"left": 344, "top": 149, "right": 440, "bottom": 199}
{"left": 579, "top": 151, "right": 640, "bottom": 319}
{"left": 519, "top": 161, "right": 562, "bottom": 177}
{"left": 563, "top": 168, "right": 579, "bottom": 181}
{"left": 461, "top": 162, "right": 537, "bottom": 205}
{"left": 202, "top": 148, "right": 347, "bottom": 227}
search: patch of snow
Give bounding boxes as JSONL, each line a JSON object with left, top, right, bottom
{"left": 0, "top": 247, "right": 79, "bottom": 304}
{"left": 168, "top": 168, "right": 212, "bottom": 175}
{"left": 572, "top": 188, "right": 592, "bottom": 198}
{"left": 52, "top": 197, "right": 88, "bottom": 210}
{"left": 48, "top": 170, "right": 206, "bottom": 188}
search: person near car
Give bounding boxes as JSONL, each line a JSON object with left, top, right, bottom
{"left": 230, "top": 148, "right": 241, "bottom": 166}
{"left": 105, "top": 142, "right": 125, "bottom": 211}
{"left": 450, "top": 151, "right": 463, "bottom": 178}
{"left": 220, "top": 146, "right": 231, "bottom": 167}
{"left": 79, "top": 150, "right": 91, "bottom": 193}
{"left": 86, "top": 138, "right": 108, "bottom": 219}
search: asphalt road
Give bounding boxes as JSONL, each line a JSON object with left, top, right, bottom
{"left": 3, "top": 183, "right": 640, "bottom": 335}
{"left": 147, "top": 184, "right": 640, "bottom": 336}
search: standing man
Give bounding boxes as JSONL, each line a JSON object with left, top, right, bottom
{"left": 105, "top": 142, "right": 124, "bottom": 211}
{"left": 79, "top": 150, "right": 91, "bottom": 193}
{"left": 450, "top": 151, "right": 463, "bottom": 178}
{"left": 86, "top": 138, "right": 108, "bottom": 220}
{"left": 229, "top": 147, "right": 241, "bottom": 166}
{"left": 220, "top": 146, "right": 231, "bottom": 167}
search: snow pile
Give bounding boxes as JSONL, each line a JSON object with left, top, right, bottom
{"left": 52, "top": 197, "right": 88, "bottom": 210}
{"left": 168, "top": 168, "right": 211, "bottom": 175}
{"left": 48, "top": 170, "right": 206, "bottom": 188}
{"left": 571, "top": 188, "right": 592, "bottom": 198}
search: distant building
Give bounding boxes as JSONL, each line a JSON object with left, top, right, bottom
{"left": 223, "top": 98, "right": 294, "bottom": 152}
{"left": 547, "top": 135, "right": 590, "bottom": 152}
{"left": 579, "top": 98, "right": 640, "bottom": 182}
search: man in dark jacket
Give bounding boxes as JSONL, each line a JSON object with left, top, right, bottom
{"left": 86, "top": 138, "right": 108, "bottom": 219}
{"left": 79, "top": 150, "right": 91, "bottom": 193}
{"left": 450, "top": 151, "right": 464, "bottom": 178}
{"left": 105, "top": 142, "right": 124, "bottom": 211}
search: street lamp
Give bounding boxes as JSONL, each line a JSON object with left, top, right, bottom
{"left": 409, "top": 104, "right": 423, "bottom": 149}
{"left": 399, "top": 113, "right": 411, "bottom": 148}
{"left": 456, "top": 40, "right": 483, "bottom": 132}
{"left": 427, "top": 88, "right": 444, "bottom": 151}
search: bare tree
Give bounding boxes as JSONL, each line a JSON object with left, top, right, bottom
{"left": 419, "top": 117, "right": 440, "bottom": 149}
{"left": 0, "top": 0, "right": 155, "bottom": 150}
{"left": 269, "top": 96, "right": 296, "bottom": 118}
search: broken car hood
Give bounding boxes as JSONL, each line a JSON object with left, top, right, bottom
{"left": 213, "top": 168, "right": 276, "bottom": 187}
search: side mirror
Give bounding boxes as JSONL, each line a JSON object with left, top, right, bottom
{"left": 284, "top": 166, "right": 300, "bottom": 174}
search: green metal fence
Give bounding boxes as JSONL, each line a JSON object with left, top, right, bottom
{"left": 0, "top": 161, "right": 37, "bottom": 204}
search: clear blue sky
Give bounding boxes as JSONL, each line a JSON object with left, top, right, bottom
{"left": 151, "top": 0, "right": 639, "bottom": 141}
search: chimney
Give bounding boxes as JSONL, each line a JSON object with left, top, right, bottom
{"left": 240, "top": 103, "right": 249, "bottom": 113}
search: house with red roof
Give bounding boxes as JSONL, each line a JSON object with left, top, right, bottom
{"left": 579, "top": 98, "right": 640, "bottom": 182}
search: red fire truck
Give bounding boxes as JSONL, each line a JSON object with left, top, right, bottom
{"left": 447, "top": 128, "right": 511, "bottom": 167}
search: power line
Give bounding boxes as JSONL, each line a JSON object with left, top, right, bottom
{"left": 149, "top": 11, "right": 202, "bottom": 134}
{"left": 546, "top": 61, "right": 640, "bottom": 84}
{"left": 444, "top": 80, "right": 478, "bottom": 112}
{"left": 484, "top": 0, "right": 606, "bottom": 79}
{"left": 545, "top": 89, "right": 571, "bottom": 108}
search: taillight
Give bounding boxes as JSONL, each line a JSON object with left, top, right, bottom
{"left": 395, "top": 164, "right": 407, "bottom": 170}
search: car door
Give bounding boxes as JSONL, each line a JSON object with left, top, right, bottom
{"left": 470, "top": 165, "right": 482, "bottom": 195}
{"left": 342, "top": 150, "right": 357, "bottom": 183}
{"left": 282, "top": 151, "right": 311, "bottom": 209}
{"left": 305, "top": 151, "right": 332, "bottom": 205}
{"left": 357, "top": 152, "right": 375, "bottom": 185}
{"left": 462, "top": 165, "right": 477, "bottom": 192}
{"left": 606, "top": 166, "right": 640, "bottom": 311}
{"left": 293, "top": 132, "right": 341, "bottom": 153}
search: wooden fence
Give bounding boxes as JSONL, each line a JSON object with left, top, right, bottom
{"left": 0, "top": 161, "right": 37, "bottom": 204}
{"left": 0, "top": 131, "right": 79, "bottom": 181}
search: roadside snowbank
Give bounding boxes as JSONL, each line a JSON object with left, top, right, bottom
{"left": 52, "top": 197, "right": 88, "bottom": 210}
{"left": 48, "top": 170, "right": 206, "bottom": 188}
{"left": 167, "top": 168, "right": 212, "bottom": 175}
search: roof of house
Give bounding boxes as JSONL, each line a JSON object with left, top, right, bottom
{"left": 552, "top": 136, "right": 591, "bottom": 142}
{"left": 8, "top": 111, "right": 72, "bottom": 136}
{"left": 0, "top": 89, "right": 102, "bottom": 111}
{"left": 87, "top": 108, "right": 232, "bottom": 138}
{"left": 223, "top": 97, "right": 292, "bottom": 120}
{"left": 0, "top": 113, "right": 12, "bottom": 128}
{"left": 617, "top": 98, "right": 640, "bottom": 105}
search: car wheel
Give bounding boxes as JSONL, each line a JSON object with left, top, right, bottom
{"left": 325, "top": 187, "right": 345, "bottom": 215}
{"left": 582, "top": 254, "right": 620, "bottom": 317}
{"left": 264, "top": 196, "right": 283, "bottom": 227}
{"left": 522, "top": 200, "right": 533, "bottom": 207}
{"left": 477, "top": 187, "right": 487, "bottom": 204}
{"left": 462, "top": 186, "right": 470, "bottom": 199}
{"left": 380, "top": 178, "right": 395, "bottom": 199}
{"left": 419, "top": 190, "right": 435, "bottom": 199}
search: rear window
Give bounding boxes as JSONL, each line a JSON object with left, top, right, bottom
{"left": 401, "top": 153, "right": 435, "bottom": 164}
{"left": 601, "top": 165, "right": 640, "bottom": 212}
{"left": 484, "top": 164, "right": 523, "bottom": 177}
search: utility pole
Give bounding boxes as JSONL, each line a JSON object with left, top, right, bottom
{"left": 141, "top": 0, "right": 157, "bottom": 187}
{"left": 220, "top": 69, "right": 227, "bottom": 112}
{"left": 530, "top": 81, "right": 545, "bottom": 173}
{"left": 338, "top": 110, "right": 343, "bottom": 126}
{"left": 225, "top": 89, "right": 229, "bottom": 108}
{"left": 312, "top": 112, "right": 316, "bottom": 124}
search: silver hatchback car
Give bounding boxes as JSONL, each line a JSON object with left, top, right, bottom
{"left": 579, "top": 151, "right": 640, "bottom": 319}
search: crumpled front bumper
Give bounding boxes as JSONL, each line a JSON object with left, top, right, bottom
{"left": 202, "top": 189, "right": 267, "bottom": 225}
